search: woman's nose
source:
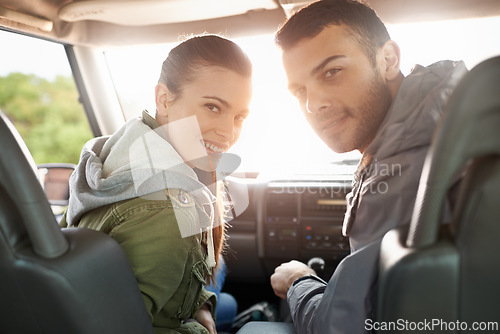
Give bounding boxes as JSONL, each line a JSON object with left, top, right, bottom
{"left": 215, "top": 117, "right": 236, "bottom": 141}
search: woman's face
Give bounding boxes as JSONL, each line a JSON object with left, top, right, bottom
{"left": 155, "top": 65, "right": 252, "bottom": 170}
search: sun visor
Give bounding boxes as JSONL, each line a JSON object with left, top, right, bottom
{"left": 58, "top": 0, "right": 278, "bottom": 26}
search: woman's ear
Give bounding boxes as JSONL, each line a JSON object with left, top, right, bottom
{"left": 155, "top": 83, "right": 171, "bottom": 125}
{"left": 155, "top": 82, "right": 169, "bottom": 114}
{"left": 381, "top": 40, "right": 401, "bottom": 81}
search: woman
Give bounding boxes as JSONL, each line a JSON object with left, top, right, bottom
{"left": 60, "top": 35, "right": 253, "bottom": 334}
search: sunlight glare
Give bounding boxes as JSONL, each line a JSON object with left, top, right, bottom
{"left": 103, "top": 15, "right": 500, "bottom": 174}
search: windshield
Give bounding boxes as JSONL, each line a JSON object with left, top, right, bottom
{"left": 104, "top": 16, "right": 500, "bottom": 175}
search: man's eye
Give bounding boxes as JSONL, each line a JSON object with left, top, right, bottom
{"left": 206, "top": 104, "right": 220, "bottom": 113}
{"left": 235, "top": 115, "right": 246, "bottom": 122}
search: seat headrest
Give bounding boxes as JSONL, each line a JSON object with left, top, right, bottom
{"left": 407, "top": 56, "right": 500, "bottom": 248}
{"left": 0, "top": 111, "right": 68, "bottom": 258}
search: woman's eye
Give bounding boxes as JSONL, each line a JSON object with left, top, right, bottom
{"left": 294, "top": 88, "right": 305, "bottom": 99}
{"left": 324, "top": 68, "right": 340, "bottom": 78}
{"left": 206, "top": 104, "right": 220, "bottom": 113}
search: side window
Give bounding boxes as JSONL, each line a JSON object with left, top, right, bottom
{"left": 0, "top": 30, "right": 93, "bottom": 165}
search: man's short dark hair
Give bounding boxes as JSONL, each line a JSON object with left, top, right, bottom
{"left": 275, "top": 0, "right": 390, "bottom": 65}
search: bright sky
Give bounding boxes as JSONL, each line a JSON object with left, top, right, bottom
{"left": 1, "top": 16, "right": 500, "bottom": 174}
{"left": 0, "top": 31, "right": 72, "bottom": 79}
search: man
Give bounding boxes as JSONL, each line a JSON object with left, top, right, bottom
{"left": 269, "top": 0, "right": 467, "bottom": 333}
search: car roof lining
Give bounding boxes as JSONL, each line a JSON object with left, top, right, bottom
{"left": 0, "top": 0, "right": 500, "bottom": 47}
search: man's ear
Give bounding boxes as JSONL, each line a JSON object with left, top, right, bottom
{"left": 381, "top": 40, "right": 401, "bottom": 81}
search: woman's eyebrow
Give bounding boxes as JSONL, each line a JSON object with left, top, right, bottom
{"left": 202, "top": 96, "right": 230, "bottom": 108}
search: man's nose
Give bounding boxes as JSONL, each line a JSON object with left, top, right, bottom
{"left": 305, "top": 89, "right": 331, "bottom": 114}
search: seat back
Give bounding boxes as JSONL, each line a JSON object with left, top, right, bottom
{"left": 377, "top": 57, "right": 500, "bottom": 329}
{"left": 0, "top": 111, "right": 153, "bottom": 334}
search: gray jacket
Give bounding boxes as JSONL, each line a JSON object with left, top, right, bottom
{"left": 287, "top": 61, "right": 468, "bottom": 333}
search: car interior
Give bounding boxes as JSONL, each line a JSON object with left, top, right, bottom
{"left": 0, "top": 111, "right": 154, "bottom": 333}
{"left": 0, "top": 0, "right": 499, "bottom": 333}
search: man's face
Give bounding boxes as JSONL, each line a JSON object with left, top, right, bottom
{"left": 282, "top": 24, "right": 393, "bottom": 154}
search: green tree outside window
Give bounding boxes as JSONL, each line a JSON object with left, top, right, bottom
{"left": 0, "top": 73, "right": 93, "bottom": 164}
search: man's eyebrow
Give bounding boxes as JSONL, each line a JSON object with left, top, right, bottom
{"left": 287, "top": 55, "right": 346, "bottom": 93}
{"left": 202, "top": 96, "right": 230, "bottom": 108}
{"left": 311, "top": 55, "right": 346, "bottom": 76}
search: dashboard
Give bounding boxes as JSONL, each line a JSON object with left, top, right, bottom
{"left": 225, "top": 176, "right": 352, "bottom": 284}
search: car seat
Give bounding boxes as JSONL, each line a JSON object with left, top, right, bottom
{"left": 377, "top": 56, "right": 500, "bottom": 330}
{"left": 0, "top": 110, "right": 154, "bottom": 333}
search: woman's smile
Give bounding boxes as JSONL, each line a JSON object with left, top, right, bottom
{"left": 203, "top": 139, "right": 226, "bottom": 153}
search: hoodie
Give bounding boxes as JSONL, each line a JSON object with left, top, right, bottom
{"left": 65, "top": 111, "right": 218, "bottom": 267}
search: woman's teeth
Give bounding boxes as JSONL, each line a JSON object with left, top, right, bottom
{"left": 204, "top": 142, "right": 224, "bottom": 153}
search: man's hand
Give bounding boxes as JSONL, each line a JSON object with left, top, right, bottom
{"left": 194, "top": 303, "right": 216, "bottom": 334}
{"left": 270, "top": 260, "right": 316, "bottom": 299}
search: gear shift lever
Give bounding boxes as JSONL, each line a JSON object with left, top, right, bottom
{"left": 307, "top": 257, "right": 325, "bottom": 277}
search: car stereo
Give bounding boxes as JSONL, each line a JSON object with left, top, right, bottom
{"left": 262, "top": 181, "right": 351, "bottom": 265}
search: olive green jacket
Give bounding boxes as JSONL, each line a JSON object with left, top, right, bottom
{"left": 60, "top": 188, "right": 216, "bottom": 334}
{"left": 61, "top": 112, "right": 220, "bottom": 333}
